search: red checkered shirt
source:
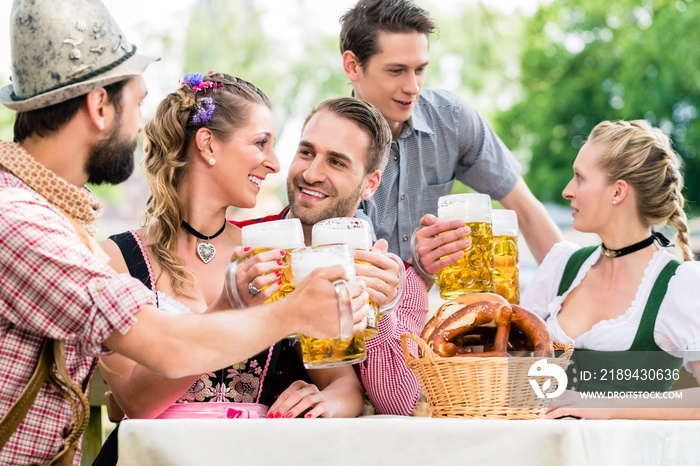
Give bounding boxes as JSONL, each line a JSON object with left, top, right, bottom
{"left": 234, "top": 208, "right": 429, "bottom": 415}
{"left": 0, "top": 172, "right": 155, "bottom": 465}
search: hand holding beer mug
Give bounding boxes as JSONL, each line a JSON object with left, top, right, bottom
{"left": 435, "top": 193, "right": 494, "bottom": 299}
{"left": 492, "top": 209, "right": 520, "bottom": 305}
{"left": 410, "top": 213, "right": 472, "bottom": 281}
{"left": 224, "top": 262, "right": 366, "bottom": 342}
{"left": 226, "top": 219, "right": 305, "bottom": 309}
{"left": 312, "top": 218, "right": 406, "bottom": 340}
{"left": 292, "top": 244, "right": 367, "bottom": 368}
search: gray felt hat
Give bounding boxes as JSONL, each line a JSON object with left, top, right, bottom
{"left": 0, "top": 0, "right": 158, "bottom": 112}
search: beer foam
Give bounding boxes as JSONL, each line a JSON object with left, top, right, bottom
{"left": 492, "top": 209, "right": 518, "bottom": 236}
{"left": 292, "top": 252, "right": 356, "bottom": 283}
{"left": 312, "top": 228, "right": 371, "bottom": 250}
{"left": 438, "top": 203, "right": 492, "bottom": 223}
{"left": 242, "top": 219, "right": 305, "bottom": 249}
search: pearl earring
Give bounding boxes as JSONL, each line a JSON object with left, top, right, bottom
{"left": 208, "top": 157, "right": 216, "bottom": 166}
{"left": 612, "top": 200, "right": 616, "bottom": 205}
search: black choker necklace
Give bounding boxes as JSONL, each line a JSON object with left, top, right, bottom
{"left": 181, "top": 220, "right": 227, "bottom": 263}
{"left": 601, "top": 231, "right": 670, "bottom": 258}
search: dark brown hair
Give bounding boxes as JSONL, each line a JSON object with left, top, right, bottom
{"left": 13, "top": 79, "right": 128, "bottom": 143}
{"left": 339, "top": 0, "right": 437, "bottom": 68}
{"left": 302, "top": 97, "right": 391, "bottom": 175}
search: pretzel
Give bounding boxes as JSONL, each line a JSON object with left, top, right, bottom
{"left": 420, "top": 292, "right": 508, "bottom": 342}
{"left": 424, "top": 299, "right": 553, "bottom": 358}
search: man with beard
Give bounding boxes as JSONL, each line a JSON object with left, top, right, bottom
{"left": 0, "top": 2, "right": 366, "bottom": 464}
{"left": 234, "top": 97, "right": 429, "bottom": 415}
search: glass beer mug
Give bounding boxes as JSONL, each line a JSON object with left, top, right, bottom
{"left": 241, "top": 218, "right": 305, "bottom": 303}
{"left": 435, "top": 193, "right": 494, "bottom": 299}
{"left": 312, "top": 218, "right": 406, "bottom": 340}
{"left": 492, "top": 209, "right": 520, "bottom": 305}
{"left": 292, "top": 244, "right": 366, "bottom": 369}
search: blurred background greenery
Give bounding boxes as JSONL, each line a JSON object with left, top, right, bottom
{"left": 0, "top": 0, "right": 698, "bottom": 238}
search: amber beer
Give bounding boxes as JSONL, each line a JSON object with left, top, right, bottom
{"left": 312, "top": 218, "right": 379, "bottom": 340}
{"left": 292, "top": 244, "right": 366, "bottom": 368}
{"left": 436, "top": 193, "right": 493, "bottom": 299}
{"left": 241, "top": 219, "right": 305, "bottom": 303}
{"left": 492, "top": 209, "right": 520, "bottom": 305}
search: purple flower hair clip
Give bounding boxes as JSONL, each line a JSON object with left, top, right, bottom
{"left": 181, "top": 71, "right": 219, "bottom": 93}
{"left": 192, "top": 97, "right": 216, "bottom": 125}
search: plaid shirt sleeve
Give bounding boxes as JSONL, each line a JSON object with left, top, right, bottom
{"left": 0, "top": 185, "right": 155, "bottom": 464}
{"left": 358, "top": 266, "right": 428, "bottom": 415}
{"left": 0, "top": 188, "right": 154, "bottom": 355}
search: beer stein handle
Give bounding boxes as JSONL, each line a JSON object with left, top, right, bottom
{"left": 378, "top": 253, "right": 406, "bottom": 316}
{"left": 410, "top": 225, "right": 437, "bottom": 282}
{"left": 224, "top": 259, "right": 245, "bottom": 309}
{"left": 333, "top": 279, "right": 353, "bottom": 342}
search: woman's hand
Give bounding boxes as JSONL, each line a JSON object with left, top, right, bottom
{"left": 353, "top": 239, "right": 399, "bottom": 307}
{"left": 267, "top": 380, "right": 337, "bottom": 419}
{"left": 268, "top": 364, "right": 364, "bottom": 419}
{"left": 229, "top": 246, "right": 286, "bottom": 307}
{"left": 545, "top": 390, "right": 616, "bottom": 419}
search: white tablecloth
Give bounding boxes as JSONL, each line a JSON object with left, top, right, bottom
{"left": 118, "top": 416, "right": 698, "bottom": 466}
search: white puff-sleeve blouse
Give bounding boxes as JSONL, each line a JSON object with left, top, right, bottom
{"left": 521, "top": 241, "right": 700, "bottom": 372}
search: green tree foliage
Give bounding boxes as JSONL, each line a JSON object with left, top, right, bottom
{"left": 495, "top": 0, "right": 700, "bottom": 212}
{"left": 182, "top": 0, "right": 348, "bottom": 133}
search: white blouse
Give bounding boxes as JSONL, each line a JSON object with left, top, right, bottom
{"left": 521, "top": 241, "right": 700, "bottom": 371}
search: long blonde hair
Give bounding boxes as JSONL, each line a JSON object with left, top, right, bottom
{"left": 141, "top": 72, "right": 271, "bottom": 295}
{"left": 588, "top": 120, "right": 693, "bottom": 261}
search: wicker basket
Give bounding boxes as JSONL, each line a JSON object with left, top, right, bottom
{"left": 401, "top": 333, "right": 573, "bottom": 419}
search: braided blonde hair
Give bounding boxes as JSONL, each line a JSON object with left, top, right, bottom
{"left": 142, "top": 72, "right": 271, "bottom": 295}
{"left": 588, "top": 120, "right": 693, "bottom": 261}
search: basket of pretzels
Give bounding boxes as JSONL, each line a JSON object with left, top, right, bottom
{"left": 401, "top": 292, "right": 573, "bottom": 419}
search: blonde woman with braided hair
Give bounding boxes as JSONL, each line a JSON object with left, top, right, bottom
{"left": 521, "top": 120, "right": 700, "bottom": 420}
{"left": 94, "top": 72, "right": 365, "bottom": 465}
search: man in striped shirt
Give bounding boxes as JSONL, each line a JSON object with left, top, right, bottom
{"left": 234, "top": 97, "right": 428, "bottom": 415}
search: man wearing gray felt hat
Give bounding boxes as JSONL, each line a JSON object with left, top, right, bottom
{"left": 0, "top": 0, "right": 157, "bottom": 111}
{"left": 0, "top": 2, "right": 367, "bottom": 465}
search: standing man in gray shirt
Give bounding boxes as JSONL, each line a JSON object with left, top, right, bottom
{"left": 340, "top": 0, "right": 562, "bottom": 279}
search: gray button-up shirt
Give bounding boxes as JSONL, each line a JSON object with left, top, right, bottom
{"left": 356, "top": 88, "right": 521, "bottom": 261}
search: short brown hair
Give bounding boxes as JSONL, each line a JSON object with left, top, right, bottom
{"left": 302, "top": 97, "right": 391, "bottom": 174}
{"left": 339, "top": 0, "right": 438, "bottom": 68}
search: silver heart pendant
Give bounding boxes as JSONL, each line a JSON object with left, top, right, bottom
{"left": 197, "top": 242, "right": 216, "bottom": 263}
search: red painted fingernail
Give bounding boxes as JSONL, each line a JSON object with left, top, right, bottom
{"left": 274, "top": 412, "right": 282, "bottom": 419}
{"left": 267, "top": 413, "right": 273, "bottom": 419}
{"left": 275, "top": 270, "right": 282, "bottom": 277}
{"left": 277, "top": 260, "right": 284, "bottom": 266}
{"left": 277, "top": 279, "right": 282, "bottom": 285}
{"left": 280, "top": 250, "right": 286, "bottom": 256}
{"left": 244, "top": 247, "right": 251, "bottom": 252}
{"left": 305, "top": 413, "right": 312, "bottom": 419}
{"left": 284, "top": 412, "right": 293, "bottom": 418}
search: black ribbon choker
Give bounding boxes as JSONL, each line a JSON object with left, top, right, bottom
{"left": 600, "top": 231, "right": 670, "bottom": 258}
{"left": 181, "top": 220, "right": 228, "bottom": 264}
{"left": 181, "top": 220, "right": 227, "bottom": 241}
